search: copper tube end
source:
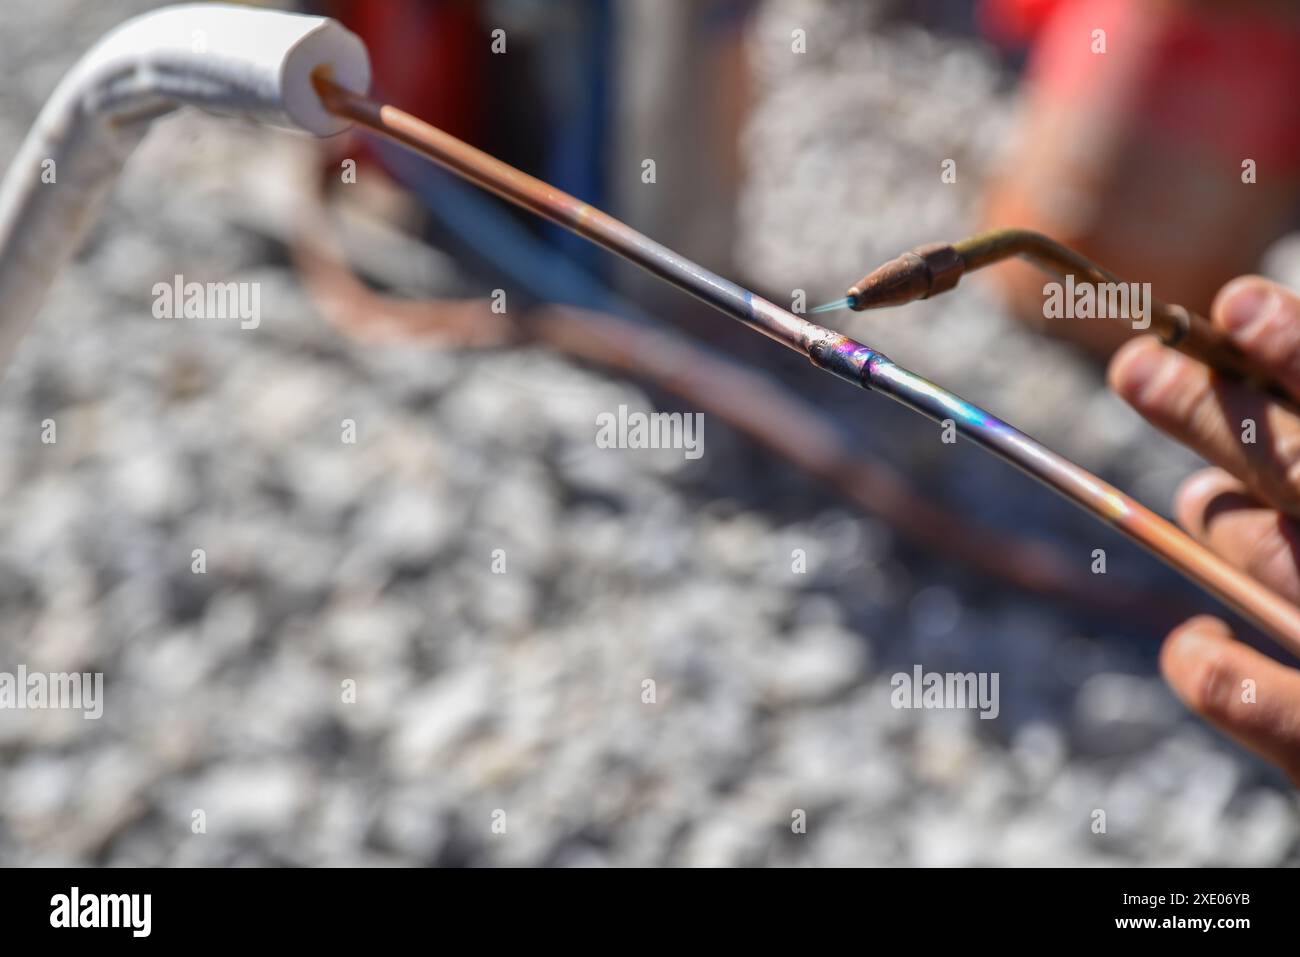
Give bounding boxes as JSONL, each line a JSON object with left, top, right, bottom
{"left": 847, "top": 243, "right": 966, "bottom": 310}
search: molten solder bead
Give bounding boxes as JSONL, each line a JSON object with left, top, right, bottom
{"left": 847, "top": 243, "right": 967, "bottom": 310}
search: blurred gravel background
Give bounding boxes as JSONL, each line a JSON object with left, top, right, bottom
{"left": 1, "top": 0, "right": 1298, "bottom": 866}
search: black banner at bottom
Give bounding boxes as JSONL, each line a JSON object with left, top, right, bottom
{"left": 0, "top": 866, "right": 1284, "bottom": 943}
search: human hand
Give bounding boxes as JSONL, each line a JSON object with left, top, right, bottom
{"left": 1109, "top": 276, "right": 1300, "bottom": 784}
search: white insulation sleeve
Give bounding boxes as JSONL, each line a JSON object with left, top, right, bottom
{"left": 0, "top": 3, "right": 371, "bottom": 373}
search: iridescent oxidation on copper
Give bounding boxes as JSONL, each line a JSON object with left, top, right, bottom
{"left": 805, "top": 330, "right": 881, "bottom": 386}
{"left": 867, "top": 360, "right": 1132, "bottom": 520}
{"left": 314, "top": 75, "right": 1300, "bottom": 654}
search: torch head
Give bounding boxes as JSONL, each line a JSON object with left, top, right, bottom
{"left": 847, "top": 243, "right": 965, "bottom": 310}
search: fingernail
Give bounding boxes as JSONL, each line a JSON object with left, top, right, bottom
{"left": 1170, "top": 616, "right": 1229, "bottom": 658}
{"left": 1174, "top": 470, "right": 1228, "bottom": 528}
{"left": 1220, "top": 281, "right": 1278, "bottom": 334}
{"left": 1172, "top": 625, "right": 1210, "bottom": 657}
{"left": 1112, "top": 341, "right": 1168, "bottom": 400}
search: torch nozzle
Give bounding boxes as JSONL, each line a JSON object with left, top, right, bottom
{"left": 847, "top": 243, "right": 965, "bottom": 310}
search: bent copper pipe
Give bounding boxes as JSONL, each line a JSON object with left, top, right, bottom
{"left": 313, "top": 74, "right": 1300, "bottom": 654}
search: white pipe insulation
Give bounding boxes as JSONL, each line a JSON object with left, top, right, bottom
{"left": 0, "top": 3, "right": 371, "bottom": 374}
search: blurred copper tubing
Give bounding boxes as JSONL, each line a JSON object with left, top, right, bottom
{"left": 314, "top": 75, "right": 1300, "bottom": 652}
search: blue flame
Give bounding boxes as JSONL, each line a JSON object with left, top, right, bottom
{"left": 811, "top": 297, "right": 854, "bottom": 314}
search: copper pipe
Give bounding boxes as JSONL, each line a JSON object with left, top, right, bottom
{"left": 313, "top": 74, "right": 1300, "bottom": 654}
{"left": 292, "top": 212, "right": 1201, "bottom": 629}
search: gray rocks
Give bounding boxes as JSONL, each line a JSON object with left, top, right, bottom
{"left": 0, "top": 0, "right": 1295, "bottom": 868}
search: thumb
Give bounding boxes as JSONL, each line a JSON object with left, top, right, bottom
{"left": 1160, "top": 616, "right": 1300, "bottom": 785}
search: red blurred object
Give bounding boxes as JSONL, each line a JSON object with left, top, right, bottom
{"left": 323, "top": 0, "right": 486, "bottom": 146}
{"left": 981, "top": 0, "right": 1300, "bottom": 357}
{"left": 1027, "top": 0, "right": 1300, "bottom": 171}
{"left": 977, "top": 0, "right": 1066, "bottom": 47}
{"left": 982, "top": 0, "right": 1300, "bottom": 168}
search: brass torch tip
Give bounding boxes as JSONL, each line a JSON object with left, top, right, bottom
{"left": 846, "top": 253, "right": 933, "bottom": 310}
{"left": 846, "top": 243, "right": 966, "bottom": 310}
